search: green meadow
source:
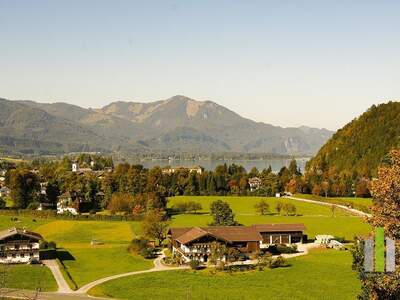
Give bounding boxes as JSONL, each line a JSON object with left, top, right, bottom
{"left": 89, "top": 249, "right": 360, "bottom": 300}
{"left": 0, "top": 195, "right": 371, "bottom": 292}
{"left": 294, "top": 194, "right": 373, "bottom": 212}
{"left": 168, "top": 196, "right": 371, "bottom": 239}
{"left": 0, "top": 264, "right": 57, "bottom": 292}
{"left": 0, "top": 216, "right": 152, "bottom": 289}
{"left": 36, "top": 220, "right": 153, "bottom": 288}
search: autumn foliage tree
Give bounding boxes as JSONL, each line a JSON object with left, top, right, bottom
{"left": 353, "top": 150, "right": 400, "bottom": 299}
{"left": 107, "top": 192, "right": 133, "bottom": 213}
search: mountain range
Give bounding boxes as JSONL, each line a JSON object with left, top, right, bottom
{"left": 0, "top": 95, "right": 332, "bottom": 156}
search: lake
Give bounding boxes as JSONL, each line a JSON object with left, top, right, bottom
{"left": 128, "top": 158, "right": 310, "bottom": 173}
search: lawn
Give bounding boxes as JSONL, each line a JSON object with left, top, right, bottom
{"left": 0, "top": 216, "right": 153, "bottom": 289}
{"left": 294, "top": 194, "right": 373, "bottom": 213}
{"left": 0, "top": 194, "right": 370, "bottom": 291}
{"left": 89, "top": 248, "right": 360, "bottom": 300}
{"left": 0, "top": 264, "right": 57, "bottom": 291}
{"left": 35, "top": 220, "right": 153, "bottom": 288}
{"left": 168, "top": 196, "right": 371, "bottom": 240}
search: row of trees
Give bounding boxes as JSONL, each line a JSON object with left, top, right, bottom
{"left": 1, "top": 154, "right": 373, "bottom": 211}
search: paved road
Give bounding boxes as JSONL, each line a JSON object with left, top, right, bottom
{"left": 285, "top": 196, "right": 371, "bottom": 218}
{"left": 0, "top": 289, "right": 101, "bottom": 300}
{"left": 77, "top": 251, "right": 189, "bottom": 293}
{"left": 42, "top": 260, "right": 74, "bottom": 293}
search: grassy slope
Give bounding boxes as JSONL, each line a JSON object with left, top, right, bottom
{"left": 0, "top": 264, "right": 57, "bottom": 291}
{"left": 294, "top": 194, "right": 372, "bottom": 212}
{"left": 168, "top": 196, "right": 371, "bottom": 239}
{"left": 89, "top": 249, "right": 360, "bottom": 300}
{"left": 35, "top": 220, "right": 153, "bottom": 288}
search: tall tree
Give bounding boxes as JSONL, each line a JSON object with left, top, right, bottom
{"left": 353, "top": 150, "right": 400, "bottom": 299}
{"left": 141, "top": 210, "right": 170, "bottom": 246}
{"left": 8, "top": 169, "right": 39, "bottom": 208}
{"left": 209, "top": 200, "right": 237, "bottom": 226}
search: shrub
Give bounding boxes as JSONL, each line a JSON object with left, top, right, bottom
{"left": 128, "top": 236, "right": 151, "bottom": 254}
{"left": 40, "top": 240, "right": 57, "bottom": 250}
{"left": 128, "top": 237, "right": 156, "bottom": 259}
{"left": 189, "top": 260, "right": 201, "bottom": 270}
{"left": 27, "top": 202, "right": 40, "bottom": 210}
{"left": 269, "top": 255, "right": 289, "bottom": 269}
{"left": 0, "top": 198, "right": 5, "bottom": 209}
{"left": 266, "top": 244, "right": 297, "bottom": 255}
{"left": 276, "top": 244, "right": 297, "bottom": 254}
{"left": 140, "top": 247, "right": 156, "bottom": 259}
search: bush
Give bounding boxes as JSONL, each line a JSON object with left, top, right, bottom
{"left": 140, "top": 247, "right": 156, "bottom": 259}
{"left": 128, "top": 237, "right": 151, "bottom": 254}
{"left": 128, "top": 237, "right": 156, "bottom": 258}
{"left": 27, "top": 202, "right": 40, "bottom": 210}
{"left": 189, "top": 260, "right": 201, "bottom": 270}
{"left": 172, "top": 201, "right": 202, "bottom": 214}
{"left": 40, "top": 240, "right": 57, "bottom": 250}
{"left": 269, "top": 255, "right": 289, "bottom": 269}
{"left": 0, "top": 198, "right": 5, "bottom": 209}
{"left": 267, "top": 244, "right": 297, "bottom": 255}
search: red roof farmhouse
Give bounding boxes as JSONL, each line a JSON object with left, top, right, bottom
{"left": 169, "top": 223, "right": 306, "bottom": 263}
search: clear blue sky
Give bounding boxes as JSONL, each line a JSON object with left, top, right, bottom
{"left": 1, "top": 0, "right": 399, "bottom": 130}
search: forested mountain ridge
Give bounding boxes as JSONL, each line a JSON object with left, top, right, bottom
{"left": 1, "top": 95, "right": 332, "bottom": 156}
{"left": 306, "top": 101, "right": 400, "bottom": 177}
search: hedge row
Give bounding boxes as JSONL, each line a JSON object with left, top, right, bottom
{"left": 0, "top": 209, "right": 143, "bottom": 222}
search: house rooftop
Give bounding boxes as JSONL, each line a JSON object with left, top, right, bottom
{"left": 169, "top": 223, "right": 305, "bottom": 244}
{"left": 0, "top": 227, "right": 43, "bottom": 241}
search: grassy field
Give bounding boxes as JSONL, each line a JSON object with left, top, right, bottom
{"left": 35, "top": 220, "right": 153, "bottom": 288}
{"left": 0, "top": 194, "right": 370, "bottom": 292}
{"left": 0, "top": 216, "right": 152, "bottom": 289}
{"left": 89, "top": 249, "right": 360, "bottom": 300}
{"left": 0, "top": 264, "right": 57, "bottom": 291}
{"left": 294, "top": 194, "right": 373, "bottom": 212}
{"left": 168, "top": 196, "right": 371, "bottom": 239}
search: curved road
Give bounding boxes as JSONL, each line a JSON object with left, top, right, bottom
{"left": 285, "top": 196, "right": 371, "bottom": 218}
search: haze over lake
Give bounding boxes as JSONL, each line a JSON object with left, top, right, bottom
{"left": 128, "top": 158, "right": 309, "bottom": 173}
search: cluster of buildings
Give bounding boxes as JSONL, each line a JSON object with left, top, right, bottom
{"left": 169, "top": 223, "right": 306, "bottom": 263}
{"left": 161, "top": 166, "right": 203, "bottom": 175}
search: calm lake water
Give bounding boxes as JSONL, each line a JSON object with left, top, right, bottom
{"left": 129, "top": 158, "right": 309, "bottom": 173}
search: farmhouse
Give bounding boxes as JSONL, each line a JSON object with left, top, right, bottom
{"left": 169, "top": 223, "right": 305, "bottom": 262}
{"left": 0, "top": 227, "right": 42, "bottom": 264}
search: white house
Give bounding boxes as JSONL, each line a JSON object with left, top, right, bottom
{"left": 0, "top": 227, "right": 42, "bottom": 264}
{"left": 0, "top": 187, "right": 10, "bottom": 198}
{"left": 248, "top": 177, "right": 262, "bottom": 192}
{"left": 315, "top": 235, "right": 335, "bottom": 245}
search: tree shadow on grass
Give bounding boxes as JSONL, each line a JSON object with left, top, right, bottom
{"left": 57, "top": 249, "right": 75, "bottom": 261}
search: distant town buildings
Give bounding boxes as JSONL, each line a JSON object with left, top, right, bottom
{"left": 162, "top": 166, "right": 203, "bottom": 175}
{"left": 0, "top": 227, "right": 42, "bottom": 264}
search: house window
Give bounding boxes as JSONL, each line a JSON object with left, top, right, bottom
{"left": 20, "top": 253, "right": 24, "bottom": 258}
{"left": 30, "top": 253, "right": 34, "bottom": 257}
{"left": 11, "top": 254, "right": 16, "bottom": 258}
